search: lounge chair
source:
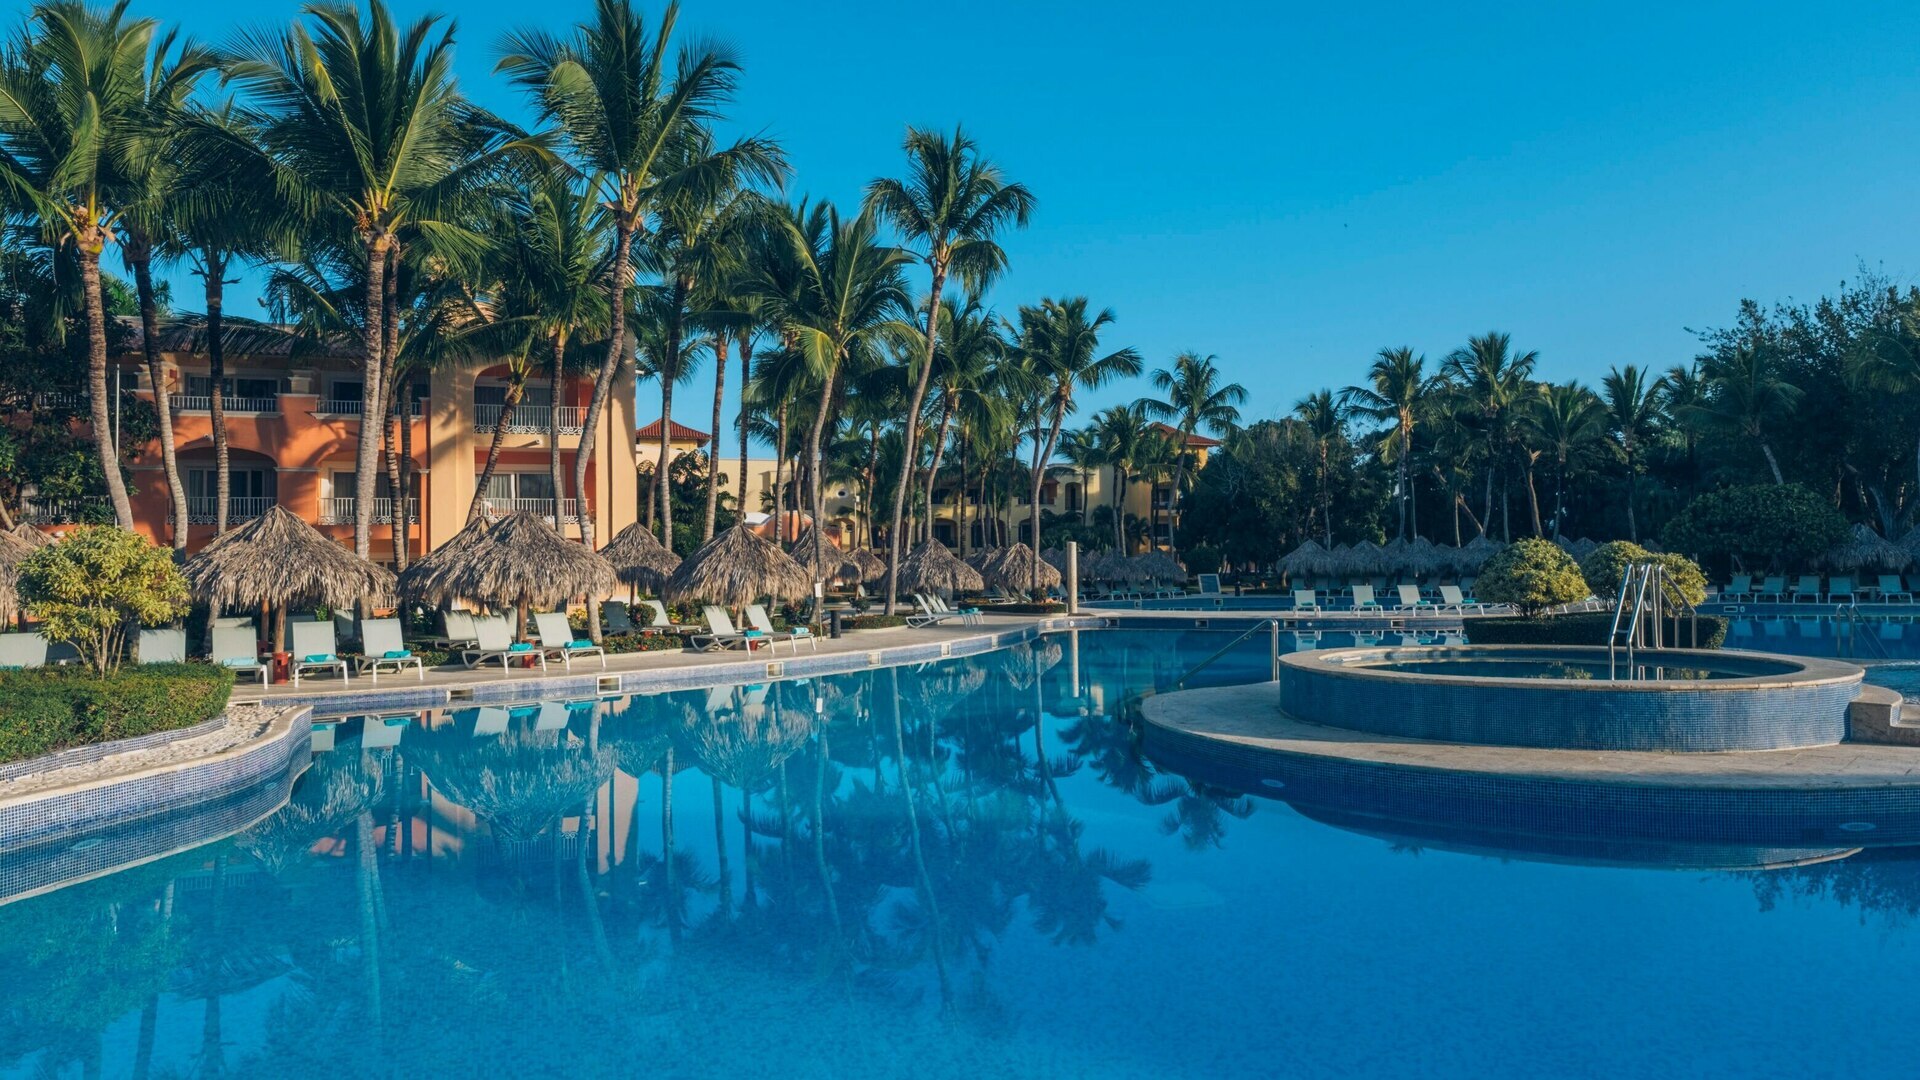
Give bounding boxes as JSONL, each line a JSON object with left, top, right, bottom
{"left": 1753, "top": 576, "right": 1786, "bottom": 602}
{"left": 1439, "top": 585, "right": 1487, "bottom": 613}
{"left": 641, "top": 599, "right": 703, "bottom": 634}
{"left": 0, "top": 631, "right": 49, "bottom": 670}
{"left": 357, "top": 618, "right": 425, "bottom": 682}
{"left": 290, "top": 621, "right": 349, "bottom": 687}
{"left": 1829, "top": 576, "right": 1856, "bottom": 604}
{"left": 1790, "top": 575, "right": 1823, "bottom": 603}
{"left": 907, "top": 594, "right": 949, "bottom": 628}
{"left": 461, "top": 615, "right": 547, "bottom": 675}
{"left": 1292, "top": 589, "right": 1319, "bottom": 613}
{"left": 360, "top": 714, "right": 408, "bottom": 750}
{"left": 210, "top": 626, "right": 268, "bottom": 685}
{"left": 1878, "top": 575, "right": 1914, "bottom": 603}
{"left": 1350, "top": 584, "right": 1381, "bottom": 611}
{"left": 534, "top": 612, "right": 606, "bottom": 670}
{"left": 689, "top": 606, "right": 760, "bottom": 652}
{"left": 430, "top": 609, "right": 480, "bottom": 648}
{"left": 605, "top": 600, "right": 638, "bottom": 635}
{"left": 1723, "top": 574, "right": 1753, "bottom": 602}
{"left": 1196, "top": 573, "right": 1222, "bottom": 595}
{"left": 534, "top": 700, "right": 571, "bottom": 731}
{"left": 1396, "top": 584, "right": 1432, "bottom": 611}
{"left": 137, "top": 627, "right": 186, "bottom": 664}
{"left": 746, "top": 604, "right": 816, "bottom": 652}
{"left": 933, "top": 594, "right": 983, "bottom": 625}
{"left": 471, "top": 707, "right": 510, "bottom": 736}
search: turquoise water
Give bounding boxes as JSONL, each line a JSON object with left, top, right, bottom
{"left": 5, "top": 628, "right": 1920, "bottom": 1077}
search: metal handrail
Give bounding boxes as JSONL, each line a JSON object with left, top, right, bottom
{"left": 1170, "top": 618, "right": 1283, "bottom": 691}
{"left": 1835, "top": 602, "right": 1888, "bottom": 661}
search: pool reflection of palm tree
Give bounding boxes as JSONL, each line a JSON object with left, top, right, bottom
{"left": 679, "top": 683, "right": 815, "bottom": 922}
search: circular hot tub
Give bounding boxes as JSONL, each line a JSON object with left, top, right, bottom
{"left": 1277, "top": 645, "right": 1863, "bottom": 752}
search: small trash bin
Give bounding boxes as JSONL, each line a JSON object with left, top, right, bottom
{"left": 829, "top": 610, "right": 844, "bottom": 639}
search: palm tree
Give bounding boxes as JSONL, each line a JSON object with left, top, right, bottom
{"left": 1340, "top": 346, "right": 1433, "bottom": 540}
{"left": 919, "top": 292, "right": 1011, "bottom": 544}
{"left": 1088, "top": 403, "right": 1153, "bottom": 554}
{"left": 1056, "top": 426, "right": 1101, "bottom": 526}
{"left": 1442, "top": 331, "right": 1538, "bottom": 538}
{"left": 748, "top": 201, "right": 910, "bottom": 586}
{"left": 1142, "top": 351, "right": 1245, "bottom": 557}
{"left": 1661, "top": 359, "right": 1707, "bottom": 500}
{"left": 0, "top": 0, "right": 195, "bottom": 529}
{"left": 1018, "top": 299, "right": 1141, "bottom": 569}
{"left": 1292, "top": 390, "right": 1343, "bottom": 545}
{"left": 228, "top": 0, "right": 512, "bottom": 560}
{"left": 497, "top": 0, "right": 784, "bottom": 547}
{"left": 867, "top": 127, "right": 1035, "bottom": 603}
{"left": 1600, "top": 364, "right": 1665, "bottom": 541}
{"left": 1694, "top": 343, "right": 1801, "bottom": 485}
{"left": 1526, "top": 380, "right": 1608, "bottom": 539}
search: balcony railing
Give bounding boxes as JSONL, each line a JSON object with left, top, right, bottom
{"left": 481, "top": 497, "right": 582, "bottom": 524}
{"left": 474, "top": 403, "right": 586, "bottom": 436}
{"left": 183, "top": 496, "right": 275, "bottom": 525}
{"left": 317, "top": 399, "right": 424, "bottom": 419}
{"left": 174, "top": 394, "right": 281, "bottom": 414}
{"left": 20, "top": 496, "right": 110, "bottom": 524}
{"left": 319, "top": 496, "right": 419, "bottom": 525}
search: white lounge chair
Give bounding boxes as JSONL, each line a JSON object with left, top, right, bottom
{"left": 1754, "top": 576, "right": 1786, "bottom": 602}
{"left": 290, "top": 621, "right": 349, "bottom": 687}
{"left": 360, "top": 714, "right": 408, "bottom": 749}
{"left": 605, "top": 600, "right": 638, "bottom": 634}
{"left": 534, "top": 612, "right": 606, "bottom": 670}
{"left": 1829, "top": 576, "right": 1856, "bottom": 604}
{"left": 1350, "top": 584, "right": 1381, "bottom": 611}
{"left": 136, "top": 627, "right": 187, "bottom": 664}
{"left": 1196, "top": 573, "right": 1222, "bottom": 595}
{"left": 641, "top": 599, "right": 703, "bottom": 634}
{"left": 907, "top": 594, "right": 948, "bottom": 628}
{"left": 461, "top": 615, "right": 547, "bottom": 675}
{"left": 0, "top": 631, "right": 49, "bottom": 669}
{"left": 357, "top": 618, "right": 425, "bottom": 682}
{"left": 471, "top": 707, "right": 510, "bottom": 736}
{"left": 1396, "top": 584, "right": 1432, "bottom": 611}
{"left": 210, "top": 626, "right": 267, "bottom": 685}
{"left": 745, "top": 604, "right": 816, "bottom": 652}
{"left": 689, "top": 606, "right": 759, "bottom": 652}
{"left": 1877, "top": 575, "right": 1913, "bottom": 603}
{"left": 1292, "top": 589, "right": 1319, "bottom": 613}
{"left": 1791, "top": 575, "right": 1823, "bottom": 603}
{"left": 431, "top": 609, "right": 480, "bottom": 647}
{"left": 930, "top": 594, "right": 982, "bottom": 625}
{"left": 1723, "top": 574, "right": 1753, "bottom": 602}
{"left": 1438, "top": 585, "right": 1487, "bottom": 613}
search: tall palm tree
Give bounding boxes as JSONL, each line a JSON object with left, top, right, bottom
{"left": 919, "top": 292, "right": 1011, "bottom": 544}
{"left": 1292, "top": 390, "right": 1343, "bottom": 545}
{"left": 229, "top": 0, "right": 512, "bottom": 560}
{"left": 1600, "top": 364, "right": 1665, "bottom": 541}
{"left": 1661, "top": 359, "right": 1708, "bottom": 500}
{"left": 1056, "top": 426, "right": 1101, "bottom": 526}
{"left": 1442, "top": 331, "right": 1538, "bottom": 538}
{"left": 1340, "top": 346, "right": 1432, "bottom": 540}
{"left": 1018, "top": 299, "right": 1141, "bottom": 573}
{"left": 748, "top": 201, "right": 910, "bottom": 586}
{"left": 497, "top": 0, "right": 784, "bottom": 547}
{"left": 0, "top": 0, "right": 197, "bottom": 529}
{"left": 1526, "top": 380, "right": 1608, "bottom": 539}
{"left": 867, "top": 127, "right": 1034, "bottom": 603}
{"left": 1088, "top": 403, "right": 1153, "bottom": 554}
{"left": 1693, "top": 343, "right": 1801, "bottom": 485}
{"left": 1141, "top": 351, "right": 1245, "bottom": 556}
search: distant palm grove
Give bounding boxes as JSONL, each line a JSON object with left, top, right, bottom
{"left": 3, "top": 0, "right": 1915, "bottom": 593}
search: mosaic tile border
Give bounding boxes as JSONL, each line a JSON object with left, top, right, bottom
{"left": 0, "top": 711, "right": 231, "bottom": 783}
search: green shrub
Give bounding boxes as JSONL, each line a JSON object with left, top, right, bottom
{"left": 1651, "top": 552, "right": 1709, "bottom": 608}
{"left": 1184, "top": 544, "right": 1223, "bottom": 575}
{"left": 1474, "top": 538, "right": 1589, "bottom": 616}
{"left": 600, "top": 633, "right": 690, "bottom": 653}
{"left": 1466, "top": 613, "right": 1728, "bottom": 649}
{"left": 842, "top": 614, "right": 908, "bottom": 630}
{"left": 18, "top": 526, "right": 189, "bottom": 674}
{"left": 0, "top": 663, "right": 235, "bottom": 765}
{"left": 994, "top": 602, "right": 1067, "bottom": 615}
{"left": 1662, "top": 483, "right": 1847, "bottom": 578}
{"left": 1580, "top": 542, "right": 1709, "bottom": 608}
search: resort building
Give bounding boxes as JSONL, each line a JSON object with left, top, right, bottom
{"left": 21, "top": 318, "right": 642, "bottom": 560}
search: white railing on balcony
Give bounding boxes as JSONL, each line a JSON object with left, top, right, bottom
{"left": 20, "top": 496, "right": 109, "bottom": 524}
{"left": 319, "top": 497, "right": 419, "bottom": 525}
{"left": 317, "top": 399, "right": 424, "bottom": 418}
{"left": 183, "top": 496, "right": 275, "bottom": 525}
{"left": 481, "top": 497, "right": 582, "bottom": 524}
{"left": 174, "top": 394, "right": 280, "bottom": 414}
{"left": 473, "top": 403, "right": 586, "bottom": 436}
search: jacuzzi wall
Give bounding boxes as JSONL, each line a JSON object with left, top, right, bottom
{"left": 1278, "top": 647, "right": 1859, "bottom": 751}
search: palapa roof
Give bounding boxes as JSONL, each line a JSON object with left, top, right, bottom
{"left": 183, "top": 506, "right": 396, "bottom": 610}
{"left": 1040, "top": 546, "right": 1068, "bottom": 573}
{"left": 1129, "top": 551, "right": 1188, "bottom": 584}
{"left": 664, "top": 524, "right": 812, "bottom": 607}
{"left": 1405, "top": 536, "right": 1448, "bottom": 575}
{"left": 1278, "top": 538, "right": 1333, "bottom": 577}
{"left": 398, "top": 516, "right": 493, "bottom": 605}
{"left": 0, "top": 528, "right": 34, "bottom": 624}
{"left": 445, "top": 512, "right": 618, "bottom": 610}
{"left": 965, "top": 546, "right": 1003, "bottom": 572}
{"left": 599, "top": 522, "right": 681, "bottom": 592}
{"left": 896, "top": 539, "right": 984, "bottom": 596}
{"left": 847, "top": 548, "right": 887, "bottom": 583}
{"left": 792, "top": 525, "right": 847, "bottom": 579}
{"left": 1822, "top": 523, "right": 1912, "bottom": 572}
{"left": 983, "top": 543, "right": 1063, "bottom": 591}
{"left": 1454, "top": 534, "right": 1506, "bottom": 572}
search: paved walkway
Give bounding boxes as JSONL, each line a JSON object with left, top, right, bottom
{"left": 1141, "top": 682, "right": 1920, "bottom": 790}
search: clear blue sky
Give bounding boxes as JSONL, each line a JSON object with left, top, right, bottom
{"left": 49, "top": 0, "right": 1920, "bottom": 454}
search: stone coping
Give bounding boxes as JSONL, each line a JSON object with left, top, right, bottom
{"left": 0, "top": 710, "right": 229, "bottom": 784}
{"left": 1282, "top": 644, "right": 1863, "bottom": 693}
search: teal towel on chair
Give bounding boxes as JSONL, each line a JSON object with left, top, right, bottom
{"left": 383, "top": 649, "right": 412, "bottom": 659}
{"left": 220, "top": 656, "right": 257, "bottom": 668}
{"left": 570, "top": 639, "right": 595, "bottom": 649}
{"left": 302, "top": 653, "right": 335, "bottom": 664}
{"left": 508, "top": 642, "right": 533, "bottom": 652}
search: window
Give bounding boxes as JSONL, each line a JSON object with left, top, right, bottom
{"left": 485, "top": 472, "right": 557, "bottom": 501}
{"left": 475, "top": 383, "right": 551, "bottom": 408}
{"left": 185, "top": 375, "right": 277, "bottom": 402}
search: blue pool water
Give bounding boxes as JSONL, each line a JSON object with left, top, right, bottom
{"left": 6, "top": 628, "right": 1920, "bottom": 1078}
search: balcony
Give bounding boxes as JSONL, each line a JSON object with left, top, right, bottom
{"left": 480, "top": 497, "right": 583, "bottom": 525}
{"left": 319, "top": 496, "right": 419, "bottom": 525}
{"left": 182, "top": 496, "right": 275, "bottom": 525}
{"left": 174, "top": 394, "right": 280, "bottom": 415}
{"left": 317, "top": 399, "right": 424, "bottom": 419}
{"left": 20, "top": 496, "right": 110, "bottom": 524}
{"left": 474, "top": 404, "right": 586, "bottom": 436}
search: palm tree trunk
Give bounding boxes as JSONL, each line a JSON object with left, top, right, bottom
{"left": 890, "top": 668, "right": 951, "bottom": 1009}
{"left": 469, "top": 380, "right": 522, "bottom": 521}
{"left": 957, "top": 432, "right": 970, "bottom": 557}
{"left": 383, "top": 401, "right": 405, "bottom": 567}
{"left": 574, "top": 217, "right": 637, "bottom": 547}
{"left": 549, "top": 335, "right": 566, "bottom": 533}
{"left": 130, "top": 251, "right": 188, "bottom": 556}
{"left": 1113, "top": 464, "right": 1127, "bottom": 553}
{"left": 1166, "top": 452, "right": 1187, "bottom": 559}
{"left": 352, "top": 236, "right": 391, "bottom": 560}
{"left": 885, "top": 260, "right": 950, "bottom": 614}
{"left": 703, "top": 334, "right": 728, "bottom": 542}
{"left": 1760, "top": 437, "right": 1785, "bottom": 484}
{"left": 658, "top": 276, "right": 689, "bottom": 544}
{"left": 78, "top": 243, "right": 135, "bottom": 530}
{"left": 1625, "top": 451, "right": 1639, "bottom": 541}
{"left": 806, "top": 365, "right": 839, "bottom": 589}
{"left": 772, "top": 404, "right": 788, "bottom": 546}
{"left": 922, "top": 396, "right": 956, "bottom": 546}
{"left": 1524, "top": 461, "right": 1542, "bottom": 536}
{"left": 711, "top": 776, "right": 732, "bottom": 922}
{"left": 397, "top": 384, "right": 414, "bottom": 568}
{"left": 736, "top": 332, "right": 753, "bottom": 527}
{"left": 202, "top": 254, "right": 232, "bottom": 536}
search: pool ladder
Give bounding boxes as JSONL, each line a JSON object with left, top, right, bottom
{"left": 1169, "top": 619, "right": 1284, "bottom": 691}
{"left": 1608, "top": 562, "right": 1699, "bottom": 678}
{"left": 1835, "top": 603, "right": 1889, "bottom": 661}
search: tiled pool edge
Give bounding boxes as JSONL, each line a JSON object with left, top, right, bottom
{"left": 0, "top": 711, "right": 231, "bottom": 784}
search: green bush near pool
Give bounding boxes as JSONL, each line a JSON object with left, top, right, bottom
{"left": 0, "top": 663, "right": 236, "bottom": 766}
{"left": 1466, "top": 613, "right": 1728, "bottom": 650}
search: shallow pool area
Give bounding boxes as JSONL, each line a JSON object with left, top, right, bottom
{"left": 5, "top": 629, "right": 1920, "bottom": 1078}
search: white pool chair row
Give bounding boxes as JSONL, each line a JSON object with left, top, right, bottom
{"left": 908, "top": 594, "right": 980, "bottom": 628}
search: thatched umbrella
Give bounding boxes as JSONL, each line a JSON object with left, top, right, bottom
{"left": 847, "top": 548, "right": 887, "bottom": 583}
{"left": 1822, "top": 523, "right": 1912, "bottom": 572}
{"left": 0, "top": 528, "right": 34, "bottom": 626}
{"left": 183, "top": 506, "right": 396, "bottom": 654}
{"left": 896, "top": 538, "right": 983, "bottom": 597}
{"left": 792, "top": 525, "right": 847, "bottom": 580}
{"left": 965, "top": 545, "right": 1003, "bottom": 572}
{"left": 1040, "top": 546, "right": 1068, "bottom": 573}
{"left": 1406, "top": 536, "right": 1448, "bottom": 578}
{"left": 1454, "top": 534, "right": 1506, "bottom": 574}
{"left": 664, "top": 523, "right": 812, "bottom": 609}
{"left": 1130, "top": 551, "right": 1187, "bottom": 586}
{"left": 9, "top": 523, "right": 53, "bottom": 549}
{"left": 397, "top": 516, "right": 492, "bottom": 607}
{"left": 599, "top": 522, "right": 681, "bottom": 597}
{"left": 445, "top": 512, "right": 618, "bottom": 631}
{"left": 983, "top": 542, "right": 1062, "bottom": 593}
{"left": 1277, "top": 538, "right": 1332, "bottom": 579}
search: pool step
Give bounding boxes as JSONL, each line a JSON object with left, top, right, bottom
{"left": 1848, "top": 684, "right": 1920, "bottom": 746}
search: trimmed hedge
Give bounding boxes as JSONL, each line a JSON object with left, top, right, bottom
{"left": 1465, "top": 613, "right": 1728, "bottom": 650}
{"left": 0, "top": 662, "right": 236, "bottom": 765}
{"left": 602, "top": 633, "right": 690, "bottom": 653}
{"left": 990, "top": 602, "right": 1067, "bottom": 615}
{"left": 842, "top": 614, "right": 909, "bottom": 630}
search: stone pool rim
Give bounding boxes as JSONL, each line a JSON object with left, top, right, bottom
{"left": 1284, "top": 643, "right": 1861, "bottom": 692}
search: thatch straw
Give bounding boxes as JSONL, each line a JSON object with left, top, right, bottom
{"left": 445, "top": 511, "right": 618, "bottom": 612}
{"left": 1130, "top": 551, "right": 1187, "bottom": 584}
{"left": 965, "top": 546, "right": 1003, "bottom": 572}
{"left": 983, "top": 542, "right": 1062, "bottom": 592}
{"left": 184, "top": 506, "right": 396, "bottom": 611}
{"left": 9, "top": 523, "right": 53, "bottom": 549}
{"left": 1040, "top": 546, "right": 1068, "bottom": 573}
{"left": 896, "top": 539, "right": 984, "bottom": 596}
{"left": 1455, "top": 534, "right": 1506, "bottom": 573}
{"left": 1278, "top": 539, "right": 1333, "bottom": 578}
{"left": 0, "top": 528, "right": 34, "bottom": 625}
{"left": 792, "top": 525, "right": 846, "bottom": 579}
{"left": 664, "top": 524, "right": 812, "bottom": 608}
{"left": 599, "top": 522, "right": 681, "bottom": 593}
{"left": 398, "top": 516, "right": 492, "bottom": 606}
{"left": 847, "top": 548, "right": 887, "bottom": 583}
{"left": 1406, "top": 536, "right": 1448, "bottom": 577}
{"left": 1899, "top": 524, "right": 1920, "bottom": 560}
{"left": 1822, "top": 523, "right": 1912, "bottom": 572}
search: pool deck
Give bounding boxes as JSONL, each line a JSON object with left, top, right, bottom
{"left": 1140, "top": 682, "right": 1920, "bottom": 790}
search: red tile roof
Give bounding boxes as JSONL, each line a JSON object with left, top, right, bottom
{"left": 636, "top": 419, "right": 711, "bottom": 444}
{"left": 1153, "top": 422, "right": 1221, "bottom": 448}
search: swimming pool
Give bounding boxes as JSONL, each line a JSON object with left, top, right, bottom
{"left": 4, "top": 628, "right": 1920, "bottom": 1077}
